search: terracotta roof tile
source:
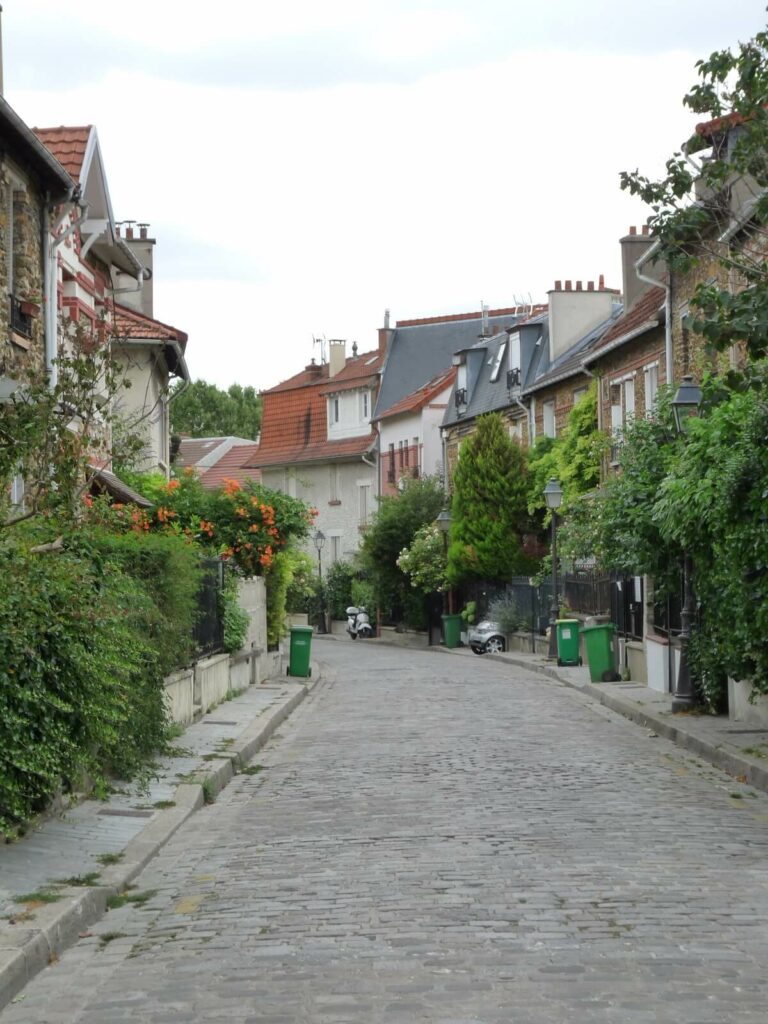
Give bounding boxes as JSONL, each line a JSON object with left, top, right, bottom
{"left": 110, "top": 302, "right": 187, "bottom": 347}
{"left": 198, "top": 443, "right": 262, "bottom": 490}
{"left": 33, "top": 126, "right": 92, "bottom": 181}
{"left": 377, "top": 367, "right": 456, "bottom": 420}
{"left": 253, "top": 350, "right": 382, "bottom": 468}
{"left": 585, "top": 286, "right": 665, "bottom": 362}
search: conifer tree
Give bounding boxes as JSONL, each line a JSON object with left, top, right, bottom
{"left": 448, "top": 413, "right": 532, "bottom": 584}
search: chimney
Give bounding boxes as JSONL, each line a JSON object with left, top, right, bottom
{"left": 547, "top": 274, "right": 618, "bottom": 362}
{"left": 378, "top": 308, "right": 393, "bottom": 354}
{"left": 480, "top": 303, "right": 490, "bottom": 337}
{"left": 305, "top": 358, "right": 323, "bottom": 376}
{"left": 328, "top": 338, "right": 346, "bottom": 378}
{"left": 117, "top": 218, "right": 156, "bottom": 318}
{"left": 621, "top": 226, "right": 656, "bottom": 310}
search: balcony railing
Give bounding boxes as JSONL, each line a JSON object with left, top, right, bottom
{"left": 10, "top": 296, "right": 33, "bottom": 339}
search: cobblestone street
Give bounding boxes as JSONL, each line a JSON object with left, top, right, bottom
{"left": 4, "top": 641, "right": 768, "bottom": 1023}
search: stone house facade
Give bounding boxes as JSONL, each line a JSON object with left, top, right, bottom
{"left": 0, "top": 98, "right": 73, "bottom": 392}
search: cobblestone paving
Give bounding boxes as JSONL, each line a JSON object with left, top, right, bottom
{"left": 4, "top": 643, "right": 768, "bottom": 1023}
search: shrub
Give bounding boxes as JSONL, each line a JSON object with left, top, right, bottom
{"left": 0, "top": 541, "right": 169, "bottom": 836}
{"left": 325, "top": 560, "right": 356, "bottom": 619}
{"left": 220, "top": 570, "right": 250, "bottom": 654}
{"left": 69, "top": 526, "right": 202, "bottom": 676}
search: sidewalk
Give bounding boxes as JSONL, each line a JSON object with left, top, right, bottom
{"left": 0, "top": 666, "right": 316, "bottom": 1011}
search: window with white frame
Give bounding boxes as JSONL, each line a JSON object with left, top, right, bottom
{"left": 609, "top": 374, "right": 637, "bottom": 462}
{"left": 330, "top": 534, "right": 341, "bottom": 563}
{"left": 508, "top": 419, "right": 523, "bottom": 441}
{"left": 542, "top": 399, "right": 556, "bottom": 439}
{"left": 573, "top": 386, "right": 587, "bottom": 405}
{"left": 10, "top": 471, "right": 24, "bottom": 509}
{"left": 358, "top": 483, "right": 371, "bottom": 525}
{"left": 329, "top": 463, "right": 340, "bottom": 502}
{"left": 360, "top": 390, "right": 370, "bottom": 420}
{"left": 329, "top": 396, "right": 340, "bottom": 424}
{"left": 508, "top": 332, "right": 521, "bottom": 371}
{"left": 644, "top": 362, "right": 659, "bottom": 416}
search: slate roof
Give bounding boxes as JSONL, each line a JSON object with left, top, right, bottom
{"left": 251, "top": 349, "right": 381, "bottom": 469}
{"left": 376, "top": 367, "right": 456, "bottom": 421}
{"left": 583, "top": 286, "right": 665, "bottom": 365}
{"left": 33, "top": 126, "right": 92, "bottom": 181}
{"left": 524, "top": 312, "right": 621, "bottom": 394}
{"left": 375, "top": 305, "right": 538, "bottom": 421}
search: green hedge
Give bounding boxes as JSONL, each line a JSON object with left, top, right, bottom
{"left": 0, "top": 528, "right": 203, "bottom": 836}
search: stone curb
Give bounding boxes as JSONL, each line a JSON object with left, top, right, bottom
{"left": 0, "top": 676, "right": 315, "bottom": 1012}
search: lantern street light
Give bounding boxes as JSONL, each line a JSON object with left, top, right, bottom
{"left": 313, "top": 530, "right": 326, "bottom": 633}
{"left": 670, "top": 375, "right": 702, "bottom": 712}
{"left": 543, "top": 477, "right": 563, "bottom": 660}
{"left": 436, "top": 508, "right": 453, "bottom": 613}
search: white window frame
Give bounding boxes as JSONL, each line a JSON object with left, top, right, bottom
{"left": 358, "top": 483, "right": 371, "bottom": 525}
{"left": 360, "top": 390, "right": 370, "bottom": 421}
{"left": 329, "top": 463, "right": 340, "bottom": 502}
{"left": 490, "top": 339, "right": 507, "bottom": 382}
{"left": 644, "top": 361, "right": 659, "bottom": 417}
{"left": 542, "top": 399, "right": 556, "bottom": 439}
{"left": 329, "top": 396, "right": 340, "bottom": 424}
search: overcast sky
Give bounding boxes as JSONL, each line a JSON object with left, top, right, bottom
{"left": 4, "top": 1, "right": 765, "bottom": 390}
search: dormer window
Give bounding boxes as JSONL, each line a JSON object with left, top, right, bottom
{"left": 329, "top": 397, "right": 340, "bottom": 424}
{"left": 489, "top": 340, "right": 507, "bottom": 382}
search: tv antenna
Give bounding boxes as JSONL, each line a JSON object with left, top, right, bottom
{"left": 312, "top": 334, "right": 327, "bottom": 365}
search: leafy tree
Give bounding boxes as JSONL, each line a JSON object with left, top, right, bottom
{"left": 620, "top": 18, "right": 768, "bottom": 361}
{"left": 170, "top": 379, "right": 262, "bottom": 441}
{"left": 360, "top": 475, "right": 445, "bottom": 620}
{"left": 448, "top": 413, "right": 533, "bottom": 584}
{"left": 0, "top": 326, "right": 144, "bottom": 528}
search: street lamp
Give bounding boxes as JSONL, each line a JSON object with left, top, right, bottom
{"left": 543, "top": 477, "right": 563, "bottom": 660}
{"left": 313, "top": 530, "right": 326, "bottom": 633}
{"left": 436, "top": 508, "right": 453, "bottom": 613}
{"left": 670, "top": 375, "right": 702, "bottom": 712}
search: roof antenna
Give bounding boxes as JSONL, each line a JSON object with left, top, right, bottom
{"left": 312, "top": 334, "right": 327, "bottom": 365}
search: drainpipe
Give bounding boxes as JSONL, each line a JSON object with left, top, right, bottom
{"left": 635, "top": 240, "right": 672, "bottom": 388}
{"left": 515, "top": 396, "right": 532, "bottom": 441}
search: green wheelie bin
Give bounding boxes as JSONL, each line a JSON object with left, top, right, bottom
{"left": 555, "top": 618, "right": 581, "bottom": 666}
{"left": 582, "top": 622, "right": 618, "bottom": 682}
{"left": 287, "top": 625, "right": 313, "bottom": 678}
{"left": 442, "top": 613, "right": 463, "bottom": 649}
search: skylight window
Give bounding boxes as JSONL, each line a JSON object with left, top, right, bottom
{"left": 365, "top": 355, "right": 377, "bottom": 365}
{"left": 489, "top": 340, "right": 507, "bottom": 382}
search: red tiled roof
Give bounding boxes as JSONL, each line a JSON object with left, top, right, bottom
{"left": 199, "top": 443, "right": 262, "bottom": 490}
{"left": 396, "top": 304, "right": 546, "bottom": 328}
{"left": 252, "top": 349, "right": 382, "bottom": 468}
{"left": 585, "top": 286, "right": 665, "bottom": 362}
{"left": 320, "top": 350, "right": 383, "bottom": 395}
{"left": 110, "top": 302, "right": 187, "bottom": 347}
{"left": 377, "top": 367, "right": 456, "bottom": 421}
{"left": 33, "top": 126, "right": 92, "bottom": 181}
{"left": 176, "top": 437, "right": 229, "bottom": 468}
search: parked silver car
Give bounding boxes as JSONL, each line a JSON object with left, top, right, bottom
{"left": 468, "top": 620, "right": 506, "bottom": 655}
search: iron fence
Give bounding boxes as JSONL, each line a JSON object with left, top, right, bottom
{"left": 192, "top": 558, "right": 225, "bottom": 656}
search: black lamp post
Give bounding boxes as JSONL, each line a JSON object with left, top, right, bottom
{"left": 670, "top": 375, "right": 702, "bottom": 712}
{"left": 543, "top": 477, "right": 563, "bottom": 660}
{"left": 436, "top": 508, "right": 453, "bottom": 613}
{"left": 313, "top": 530, "right": 326, "bottom": 633}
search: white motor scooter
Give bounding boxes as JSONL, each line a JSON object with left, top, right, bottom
{"left": 346, "top": 606, "right": 373, "bottom": 639}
